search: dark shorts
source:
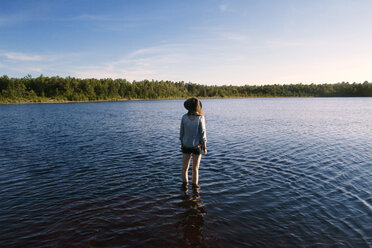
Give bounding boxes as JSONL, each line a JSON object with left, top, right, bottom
{"left": 182, "top": 145, "right": 202, "bottom": 155}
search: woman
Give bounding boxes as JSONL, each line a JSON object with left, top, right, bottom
{"left": 180, "top": 97, "right": 207, "bottom": 188}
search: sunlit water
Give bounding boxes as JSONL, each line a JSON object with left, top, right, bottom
{"left": 0, "top": 98, "right": 371, "bottom": 247}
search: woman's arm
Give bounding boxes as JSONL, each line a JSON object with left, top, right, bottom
{"left": 200, "top": 116, "right": 207, "bottom": 155}
{"left": 180, "top": 117, "right": 184, "bottom": 148}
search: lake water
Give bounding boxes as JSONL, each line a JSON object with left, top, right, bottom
{"left": 0, "top": 98, "right": 371, "bottom": 247}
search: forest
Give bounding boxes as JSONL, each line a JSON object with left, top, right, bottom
{"left": 0, "top": 75, "right": 371, "bottom": 103}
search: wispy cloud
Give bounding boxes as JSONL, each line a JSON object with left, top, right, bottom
{"left": 59, "top": 14, "right": 115, "bottom": 22}
{"left": 128, "top": 43, "right": 190, "bottom": 58}
{"left": 264, "top": 40, "right": 322, "bottom": 49}
{"left": 75, "top": 39, "right": 328, "bottom": 83}
{"left": 58, "top": 14, "right": 166, "bottom": 23}
{"left": 0, "top": 50, "right": 85, "bottom": 78}
{"left": 219, "top": 4, "right": 229, "bottom": 12}
{"left": 1, "top": 52, "right": 44, "bottom": 61}
{"left": 218, "top": 32, "right": 249, "bottom": 41}
{"left": 73, "top": 43, "right": 196, "bottom": 81}
{"left": 0, "top": 13, "right": 26, "bottom": 27}
{"left": 0, "top": 50, "right": 83, "bottom": 62}
{"left": 0, "top": 62, "right": 43, "bottom": 74}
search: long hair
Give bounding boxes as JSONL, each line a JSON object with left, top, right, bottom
{"left": 184, "top": 97, "right": 204, "bottom": 116}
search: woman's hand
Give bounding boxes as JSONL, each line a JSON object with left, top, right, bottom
{"left": 201, "top": 142, "right": 207, "bottom": 155}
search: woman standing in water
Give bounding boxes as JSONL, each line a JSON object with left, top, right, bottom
{"left": 180, "top": 97, "right": 207, "bottom": 188}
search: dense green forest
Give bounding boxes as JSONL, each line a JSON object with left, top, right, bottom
{"left": 0, "top": 75, "right": 371, "bottom": 103}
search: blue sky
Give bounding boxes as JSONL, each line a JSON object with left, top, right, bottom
{"left": 0, "top": 0, "right": 371, "bottom": 85}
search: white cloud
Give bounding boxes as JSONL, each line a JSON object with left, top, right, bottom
{"left": 0, "top": 50, "right": 84, "bottom": 78}
{"left": 1, "top": 52, "right": 44, "bottom": 61}
{"left": 0, "top": 62, "right": 42, "bottom": 74}
{"left": 67, "top": 14, "right": 109, "bottom": 21}
{"left": 73, "top": 44, "right": 191, "bottom": 81}
{"left": 219, "top": 4, "right": 228, "bottom": 12}
{"left": 218, "top": 32, "right": 249, "bottom": 41}
{"left": 0, "top": 50, "right": 83, "bottom": 62}
{"left": 2, "top": 38, "right": 370, "bottom": 85}
{"left": 128, "top": 43, "right": 190, "bottom": 58}
{"left": 0, "top": 13, "right": 26, "bottom": 27}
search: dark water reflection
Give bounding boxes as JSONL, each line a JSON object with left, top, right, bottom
{"left": 177, "top": 186, "right": 207, "bottom": 247}
{"left": 0, "top": 98, "right": 371, "bottom": 247}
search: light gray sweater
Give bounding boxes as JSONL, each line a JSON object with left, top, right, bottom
{"left": 180, "top": 114, "right": 207, "bottom": 148}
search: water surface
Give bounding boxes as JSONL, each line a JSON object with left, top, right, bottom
{"left": 0, "top": 98, "right": 371, "bottom": 247}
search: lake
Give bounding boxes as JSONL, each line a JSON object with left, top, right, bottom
{"left": 0, "top": 98, "right": 371, "bottom": 247}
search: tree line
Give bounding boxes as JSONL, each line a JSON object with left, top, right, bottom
{"left": 0, "top": 75, "right": 371, "bottom": 103}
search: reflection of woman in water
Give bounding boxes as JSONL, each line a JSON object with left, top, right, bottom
{"left": 180, "top": 97, "right": 207, "bottom": 187}
{"left": 177, "top": 187, "right": 206, "bottom": 246}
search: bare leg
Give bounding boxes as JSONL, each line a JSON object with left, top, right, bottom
{"left": 192, "top": 153, "right": 202, "bottom": 185}
{"left": 182, "top": 153, "right": 192, "bottom": 184}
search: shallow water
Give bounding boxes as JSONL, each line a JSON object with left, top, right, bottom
{"left": 0, "top": 98, "right": 371, "bottom": 247}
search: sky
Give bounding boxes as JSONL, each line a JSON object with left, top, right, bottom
{"left": 0, "top": 0, "right": 371, "bottom": 85}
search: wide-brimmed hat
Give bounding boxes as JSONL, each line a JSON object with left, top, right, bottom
{"left": 184, "top": 97, "right": 203, "bottom": 114}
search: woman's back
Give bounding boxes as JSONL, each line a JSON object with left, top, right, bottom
{"left": 180, "top": 114, "right": 206, "bottom": 148}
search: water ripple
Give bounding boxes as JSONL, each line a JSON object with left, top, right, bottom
{"left": 0, "top": 99, "right": 371, "bottom": 247}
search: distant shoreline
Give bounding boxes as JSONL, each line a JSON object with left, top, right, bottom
{"left": 1, "top": 76, "right": 371, "bottom": 104}
{"left": 1, "top": 96, "right": 369, "bottom": 105}
{"left": 0, "top": 96, "right": 293, "bottom": 105}
{"left": 0, "top": 98, "right": 130, "bottom": 105}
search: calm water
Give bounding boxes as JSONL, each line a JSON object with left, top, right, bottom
{"left": 0, "top": 98, "right": 371, "bottom": 247}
